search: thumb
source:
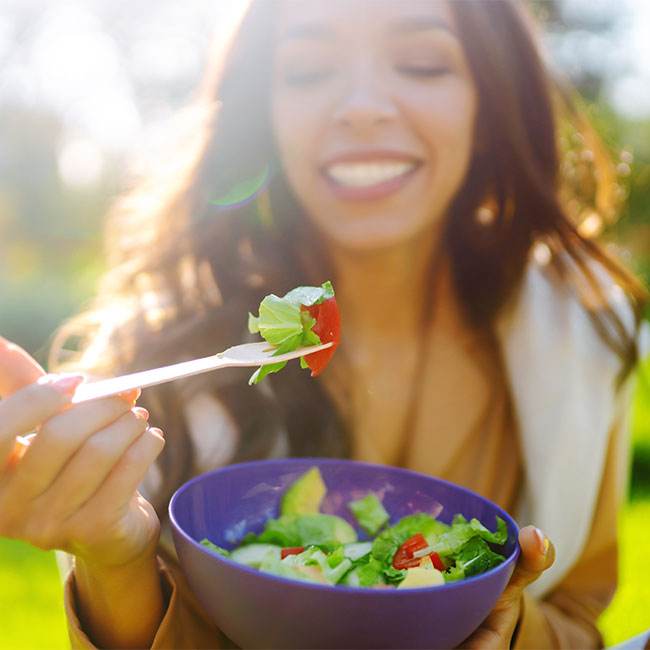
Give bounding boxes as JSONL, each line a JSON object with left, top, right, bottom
{"left": 507, "top": 525, "right": 555, "bottom": 594}
{"left": 0, "top": 336, "right": 46, "bottom": 398}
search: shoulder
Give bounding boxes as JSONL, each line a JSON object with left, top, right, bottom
{"left": 495, "top": 248, "right": 645, "bottom": 597}
{"left": 495, "top": 247, "right": 646, "bottom": 377}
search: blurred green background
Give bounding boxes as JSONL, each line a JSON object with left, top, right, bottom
{"left": 1, "top": 0, "right": 649, "bottom": 647}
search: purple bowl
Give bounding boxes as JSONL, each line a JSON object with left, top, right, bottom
{"left": 169, "top": 458, "right": 520, "bottom": 649}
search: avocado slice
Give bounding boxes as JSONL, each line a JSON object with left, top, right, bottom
{"left": 281, "top": 467, "right": 327, "bottom": 515}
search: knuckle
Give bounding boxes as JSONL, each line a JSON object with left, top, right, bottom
{"left": 120, "top": 446, "right": 142, "bottom": 472}
{"left": 124, "top": 411, "right": 148, "bottom": 434}
{"left": 23, "top": 382, "right": 66, "bottom": 406}
{"left": 23, "top": 516, "right": 58, "bottom": 551}
{"left": 84, "top": 433, "right": 113, "bottom": 458}
{"left": 39, "top": 419, "right": 69, "bottom": 447}
{"left": 0, "top": 512, "right": 21, "bottom": 539}
{"left": 105, "top": 396, "right": 132, "bottom": 416}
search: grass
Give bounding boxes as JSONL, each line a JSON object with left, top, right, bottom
{"left": 1, "top": 367, "right": 650, "bottom": 650}
{"left": 0, "top": 539, "right": 69, "bottom": 650}
{"left": 599, "top": 500, "right": 650, "bottom": 646}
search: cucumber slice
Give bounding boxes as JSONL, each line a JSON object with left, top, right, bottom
{"left": 230, "top": 544, "right": 282, "bottom": 568}
{"left": 343, "top": 542, "right": 373, "bottom": 561}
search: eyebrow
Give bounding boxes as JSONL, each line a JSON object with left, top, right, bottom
{"left": 278, "top": 16, "right": 456, "bottom": 43}
{"left": 387, "top": 16, "right": 456, "bottom": 37}
{"left": 279, "top": 23, "right": 335, "bottom": 42}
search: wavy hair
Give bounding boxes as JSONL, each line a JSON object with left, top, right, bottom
{"left": 52, "top": 0, "right": 647, "bottom": 516}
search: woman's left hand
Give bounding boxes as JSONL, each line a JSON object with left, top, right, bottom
{"left": 460, "top": 525, "right": 555, "bottom": 649}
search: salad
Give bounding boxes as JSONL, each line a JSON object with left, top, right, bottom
{"left": 247, "top": 280, "right": 341, "bottom": 384}
{"left": 200, "top": 467, "right": 509, "bottom": 589}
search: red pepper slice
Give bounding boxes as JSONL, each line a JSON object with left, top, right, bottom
{"left": 281, "top": 546, "right": 306, "bottom": 559}
{"left": 300, "top": 296, "right": 341, "bottom": 377}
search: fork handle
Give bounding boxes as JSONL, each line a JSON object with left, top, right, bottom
{"left": 71, "top": 354, "right": 228, "bottom": 403}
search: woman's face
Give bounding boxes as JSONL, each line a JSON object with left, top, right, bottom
{"left": 270, "top": 0, "right": 478, "bottom": 252}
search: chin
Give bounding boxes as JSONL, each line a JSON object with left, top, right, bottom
{"left": 317, "top": 217, "right": 429, "bottom": 253}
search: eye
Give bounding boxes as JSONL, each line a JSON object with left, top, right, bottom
{"left": 395, "top": 64, "right": 450, "bottom": 78}
{"left": 283, "top": 68, "right": 333, "bottom": 86}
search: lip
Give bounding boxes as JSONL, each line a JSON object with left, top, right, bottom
{"left": 319, "top": 150, "right": 423, "bottom": 202}
{"left": 320, "top": 149, "right": 421, "bottom": 166}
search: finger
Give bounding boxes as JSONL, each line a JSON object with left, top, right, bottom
{"left": 0, "top": 377, "right": 83, "bottom": 464}
{"left": 506, "top": 526, "right": 555, "bottom": 593}
{"left": 117, "top": 388, "right": 142, "bottom": 406}
{"left": 0, "top": 337, "right": 46, "bottom": 397}
{"left": 74, "top": 427, "right": 165, "bottom": 518}
{"left": 33, "top": 409, "right": 150, "bottom": 518}
{"left": 10, "top": 396, "right": 134, "bottom": 497}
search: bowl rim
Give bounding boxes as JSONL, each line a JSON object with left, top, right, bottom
{"left": 169, "top": 457, "right": 521, "bottom": 594}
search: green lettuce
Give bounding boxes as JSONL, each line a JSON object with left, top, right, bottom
{"left": 244, "top": 513, "right": 357, "bottom": 547}
{"left": 349, "top": 493, "right": 389, "bottom": 536}
{"left": 259, "top": 550, "right": 322, "bottom": 584}
{"left": 450, "top": 537, "right": 506, "bottom": 578}
{"left": 281, "top": 546, "right": 352, "bottom": 584}
{"left": 247, "top": 281, "right": 334, "bottom": 384}
{"left": 428, "top": 515, "right": 507, "bottom": 558}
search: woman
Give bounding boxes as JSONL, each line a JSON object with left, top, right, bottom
{"left": 0, "top": 0, "right": 645, "bottom": 647}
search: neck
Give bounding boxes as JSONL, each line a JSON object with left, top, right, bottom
{"left": 324, "top": 230, "right": 441, "bottom": 341}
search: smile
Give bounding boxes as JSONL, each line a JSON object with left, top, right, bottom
{"left": 324, "top": 161, "right": 418, "bottom": 188}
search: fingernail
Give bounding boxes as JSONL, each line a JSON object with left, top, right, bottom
{"left": 47, "top": 374, "right": 85, "bottom": 395}
{"left": 148, "top": 427, "right": 164, "bottom": 439}
{"left": 133, "top": 407, "right": 149, "bottom": 421}
{"left": 534, "top": 527, "right": 549, "bottom": 556}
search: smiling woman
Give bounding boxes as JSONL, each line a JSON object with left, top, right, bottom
{"left": 0, "top": 1, "right": 647, "bottom": 649}
{"left": 271, "top": 1, "right": 477, "bottom": 251}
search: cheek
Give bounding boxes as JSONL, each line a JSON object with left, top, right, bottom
{"left": 405, "top": 81, "right": 477, "bottom": 172}
{"left": 271, "top": 95, "right": 319, "bottom": 179}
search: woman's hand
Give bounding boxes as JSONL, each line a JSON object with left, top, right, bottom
{"left": 0, "top": 336, "right": 165, "bottom": 569}
{"left": 460, "top": 525, "right": 555, "bottom": 649}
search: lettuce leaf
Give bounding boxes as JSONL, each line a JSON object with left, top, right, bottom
{"left": 250, "top": 294, "right": 304, "bottom": 352}
{"left": 428, "top": 515, "right": 507, "bottom": 557}
{"left": 349, "top": 493, "right": 389, "bottom": 537}
{"left": 284, "top": 281, "right": 334, "bottom": 307}
{"left": 247, "top": 281, "right": 334, "bottom": 384}
{"left": 245, "top": 513, "right": 357, "bottom": 547}
{"left": 259, "top": 550, "right": 323, "bottom": 584}
{"left": 281, "top": 546, "right": 352, "bottom": 584}
{"left": 451, "top": 537, "right": 506, "bottom": 577}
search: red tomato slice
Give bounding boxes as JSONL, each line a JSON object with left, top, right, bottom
{"left": 428, "top": 551, "right": 445, "bottom": 572}
{"left": 300, "top": 296, "right": 341, "bottom": 377}
{"left": 281, "top": 546, "right": 306, "bottom": 559}
{"left": 392, "top": 533, "right": 428, "bottom": 570}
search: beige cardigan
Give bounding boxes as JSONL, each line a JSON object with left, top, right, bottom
{"left": 496, "top": 256, "right": 643, "bottom": 598}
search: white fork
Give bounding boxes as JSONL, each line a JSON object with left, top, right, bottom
{"left": 71, "top": 341, "right": 333, "bottom": 403}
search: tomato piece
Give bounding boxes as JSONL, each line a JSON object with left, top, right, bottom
{"left": 281, "top": 546, "right": 306, "bottom": 559}
{"left": 300, "top": 296, "right": 341, "bottom": 377}
{"left": 394, "top": 555, "right": 422, "bottom": 570}
{"left": 392, "top": 533, "right": 428, "bottom": 570}
{"left": 428, "top": 551, "right": 444, "bottom": 572}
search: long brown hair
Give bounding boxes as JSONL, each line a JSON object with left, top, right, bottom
{"left": 52, "top": 0, "right": 647, "bottom": 516}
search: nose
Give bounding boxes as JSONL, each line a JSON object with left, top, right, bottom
{"left": 332, "top": 60, "right": 398, "bottom": 130}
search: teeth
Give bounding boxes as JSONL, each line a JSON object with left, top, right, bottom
{"left": 325, "top": 161, "right": 416, "bottom": 187}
